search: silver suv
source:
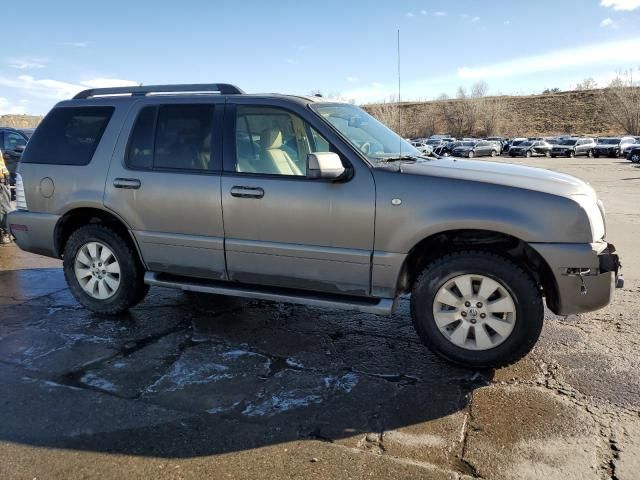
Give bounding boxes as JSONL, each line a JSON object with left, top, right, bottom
{"left": 9, "top": 83, "right": 622, "bottom": 368}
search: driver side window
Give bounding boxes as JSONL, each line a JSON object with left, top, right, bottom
{"left": 235, "top": 106, "right": 331, "bottom": 176}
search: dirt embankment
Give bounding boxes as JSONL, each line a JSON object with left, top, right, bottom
{"left": 366, "top": 89, "right": 622, "bottom": 138}
{"left": 0, "top": 114, "right": 42, "bottom": 129}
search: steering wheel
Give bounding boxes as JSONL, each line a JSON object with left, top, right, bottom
{"left": 359, "top": 142, "right": 371, "bottom": 154}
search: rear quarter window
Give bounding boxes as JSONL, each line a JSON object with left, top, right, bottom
{"left": 21, "top": 106, "right": 114, "bottom": 165}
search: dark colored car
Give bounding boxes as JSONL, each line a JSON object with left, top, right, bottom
{"left": 627, "top": 146, "right": 640, "bottom": 163}
{"left": 432, "top": 140, "right": 458, "bottom": 156}
{"left": 509, "top": 140, "right": 552, "bottom": 158}
{"left": 550, "top": 137, "right": 596, "bottom": 158}
{"left": 0, "top": 127, "right": 30, "bottom": 199}
{"left": 451, "top": 140, "right": 499, "bottom": 158}
{"left": 593, "top": 137, "right": 636, "bottom": 158}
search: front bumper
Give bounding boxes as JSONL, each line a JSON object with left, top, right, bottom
{"left": 8, "top": 210, "right": 60, "bottom": 258}
{"left": 531, "top": 241, "right": 621, "bottom": 315}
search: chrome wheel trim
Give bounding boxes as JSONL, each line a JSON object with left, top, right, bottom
{"left": 632, "top": 153, "right": 640, "bottom": 163}
{"left": 432, "top": 274, "right": 516, "bottom": 351}
{"left": 74, "top": 241, "right": 121, "bottom": 300}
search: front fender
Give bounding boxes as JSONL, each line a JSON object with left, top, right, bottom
{"left": 373, "top": 170, "right": 592, "bottom": 255}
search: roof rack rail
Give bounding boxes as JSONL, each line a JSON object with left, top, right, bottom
{"left": 73, "top": 83, "right": 245, "bottom": 99}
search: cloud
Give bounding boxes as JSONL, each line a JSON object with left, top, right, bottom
{"left": 0, "top": 97, "right": 28, "bottom": 115}
{"left": 457, "top": 38, "right": 640, "bottom": 80}
{"left": 342, "top": 82, "right": 392, "bottom": 103}
{"left": 7, "top": 57, "right": 48, "bottom": 69}
{"left": 346, "top": 76, "right": 358, "bottom": 83}
{"left": 285, "top": 58, "right": 297, "bottom": 65}
{"left": 0, "top": 75, "right": 139, "bottom": 101}
{"left": 600, "top": 17, "right": 615, "bottom": 27}
{"left": 79, "top": 78, "right": 139, "bottom": 88}
{"left": 471, "top": 16, "right": 480, "bottom": 22}
{"left": 601, "top": 0, "right": 640, "bottom": 10}
{"left": 405, "top": 12, "right": 415, "bottom": 17}
{"left": 59, "top": 41, "right": 88, "bottom": 48}
{"left": 420, "top": 9, "right": 427, "bottom": 15}
{"left": 434, "top": 11, "right": 447, "bottom": 16}
{"left": 504, "top": 20, "right": 511, "bottom": 25}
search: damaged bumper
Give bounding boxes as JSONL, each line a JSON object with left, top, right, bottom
{"left": 531, "top": 241, "right": 622, "bottom": 316}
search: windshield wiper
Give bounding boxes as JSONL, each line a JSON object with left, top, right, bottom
{"left": 373, "top": 154, "right": 428, "bottom": 163}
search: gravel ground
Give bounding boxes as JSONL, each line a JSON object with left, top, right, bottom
{"left": 0, "top": 156, "right": 638, "bottom": 480}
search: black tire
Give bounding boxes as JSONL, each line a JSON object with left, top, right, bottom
{"left": 410, "top": 250, "right": 543, "bottom": 368}
{"left": 490, "top": 150, "right": 497, "bottom": 157}
{"left": 525, "top": 150, "right": 532, "bottom": 158}
{"left": 550, "top": 154, "right": 556, "bottom": 158}
{"left": 631, "top": 153, "right": 640, "bottom": 163}
{"left": 467, "top": 151, "right": 474, "bottom": 159}
{"left": 568, "top": 150, "right": 575, "bottom": 158}
{"left": 545, "top": 151, "right": 551, "bottom": 158}
{"left": 593, "top": 153, "right": 599, "bottom": 158}
{"left": 63, "top": 225, "right": 149, "bottom": 314}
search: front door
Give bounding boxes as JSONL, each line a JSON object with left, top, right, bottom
{"left": 104, "top": 99, "right": 226, "bottom": 280}
{"left": 221, "top": 102, "right": 376, "bottom": 297}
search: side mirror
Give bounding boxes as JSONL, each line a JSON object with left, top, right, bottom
{"left": 307, "top": 152, "right": 346, "bottom": 180}
{"left": 13, "top": 145, "right": 25, "bottom": 154}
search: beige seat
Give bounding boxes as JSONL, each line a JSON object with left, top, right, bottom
{"left": 260, "top": 128, "right": 303, "bottom": 176}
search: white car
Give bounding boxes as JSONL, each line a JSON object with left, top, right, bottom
{"left": 410, "top": 141, "right": 434, "bottom": 155}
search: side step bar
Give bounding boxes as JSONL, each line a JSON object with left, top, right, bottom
{"left": 144, "top": 272, "right": 395, "bottom": 315}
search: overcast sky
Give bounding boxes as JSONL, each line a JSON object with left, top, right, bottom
{"left": 1, "top": 0, "right": 640, "bottom": 115}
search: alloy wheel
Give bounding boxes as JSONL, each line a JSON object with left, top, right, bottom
{"left": 74, "top": 241, "right": 121, "bottom": 300}
{"left": 432, "top": 274, "right": 516, "bottom": 351}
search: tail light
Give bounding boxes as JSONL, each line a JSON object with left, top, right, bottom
{"left": 15, "top": 173, "right": 28, "bottom": 211}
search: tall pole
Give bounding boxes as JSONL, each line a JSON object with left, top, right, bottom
{"left": 397, "top": 29, "right": 402, "bottom": 149}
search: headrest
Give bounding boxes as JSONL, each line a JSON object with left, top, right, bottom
{"left": 261, "top": 128, "right": 283, "bottom": 150}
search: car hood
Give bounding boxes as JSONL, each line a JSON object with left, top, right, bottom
{"left": 395, "top": 158, "right": 596, "bottom": 198}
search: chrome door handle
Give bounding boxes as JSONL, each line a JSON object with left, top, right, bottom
{"left": 230, "top": 186, "right": 264, "bottom": 199}
{"left": 113, "top": 178, "right": 141, "bottom": 190}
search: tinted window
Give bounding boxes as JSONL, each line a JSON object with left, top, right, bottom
{"left": 3, "top": 131, "right": 27, "bottom": 151}
{"left": 22, "top": 107, "right": 113, "bottom": 165}
{"left": 127, "top": 106, "right": 156, "bottom": 169}
{"left": 126, "top": 104, "right": 216, "bottom": 171}
{"left": 235, "top": 106, "right": 331, "bottom": 176}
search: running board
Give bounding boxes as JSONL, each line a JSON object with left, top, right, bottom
{"left": 144, "top": 272, "right": 395, "bottom": 315}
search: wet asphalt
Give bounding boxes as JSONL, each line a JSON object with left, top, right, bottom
{"left": 0, "top": 156, "right": 639, "bottom": 480}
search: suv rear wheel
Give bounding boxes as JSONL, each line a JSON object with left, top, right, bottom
{"left": 63, "top": 225, "right": 149, "bottom": 314}
{"left": 410, "top": 251, "right": 543, "bottom": 368}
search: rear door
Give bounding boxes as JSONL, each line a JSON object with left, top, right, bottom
{"left": 103, "top": 98, "right": 226, "bottom": 280}
{"left": 220, "top": 100, "right": 376, "bottom": 296}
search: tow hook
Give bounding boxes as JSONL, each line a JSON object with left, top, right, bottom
{"left": 616, "top": 273, "right": 624, "bottom": 289}
{"left": 566, "top": 268, "right": 590, "bottom": 296}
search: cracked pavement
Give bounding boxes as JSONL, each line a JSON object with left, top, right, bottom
{"left": 0, "top": 157, "right": 639, "bottom": 479}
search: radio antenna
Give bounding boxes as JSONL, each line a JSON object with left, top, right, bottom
{"left": 397, "top": 28, "right": 402, "bottom": 154}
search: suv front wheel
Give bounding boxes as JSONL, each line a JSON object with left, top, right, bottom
{"left": 410, "top": 251, "right": 543, "bottom": 368}
{"left": 63, "top": 225, "right": 149, "bottom": 314}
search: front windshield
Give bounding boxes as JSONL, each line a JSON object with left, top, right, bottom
{"left": 560, "top": 139, "right": 577, "bottom": 145}
{"left": 426, "top": 139, "right": 441, "bottom": 145}
{"left": 312, "top": 103, "right": 421, "bottom": 161}
{"left": 599, "top": 138, "right": 620, "bottom": 144}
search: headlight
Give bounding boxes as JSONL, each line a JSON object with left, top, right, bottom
{"left": 571, "top": 194, "right": 605, "bottom": 241}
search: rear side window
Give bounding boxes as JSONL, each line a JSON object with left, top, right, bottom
{"left": 22, "top": 106, "right": 114, "bottom": 165}
{"left": 126, "top": 104, "right": 216, "bottom": 172}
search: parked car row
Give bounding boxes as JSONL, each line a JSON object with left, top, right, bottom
{"left": 408, "top": 134, "right": 640, "bottom": 162}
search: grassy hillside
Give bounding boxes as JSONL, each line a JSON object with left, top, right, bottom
{"left": 365, "top": 89, "right": 623, "bottom": 138}
{"left": 0, "top": 114, "right": 43, "bottom": 129}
